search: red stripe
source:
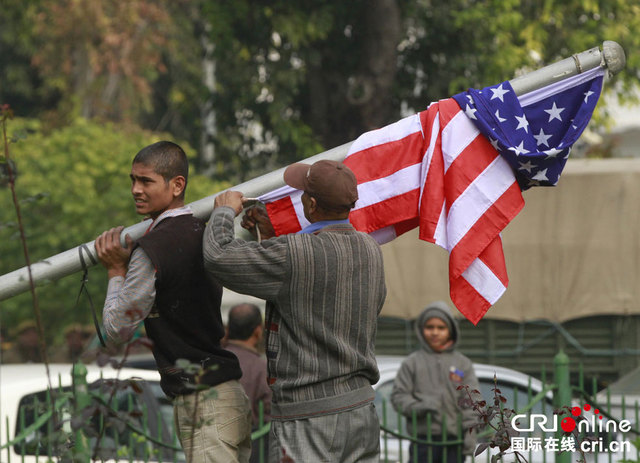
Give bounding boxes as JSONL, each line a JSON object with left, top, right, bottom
{"left": 349, "top": 190, "right": 420, "bottom": 234}
{"left": 448, "top": 182, "right": 523, "bottom": 278}
{"left": 478, "top": 236, "right": 509, "bottom": 286}
{"left": 394, "top": 217, "right": 420, "bottom": 238}
{"left": 344, "top": 126, "right": 425, "bottom": 184}
{"left": 449, "top": 239, "right": 509, "bottom": 325}
{"left": 265, "top": 197, "right": 301, "bottom": 236}
{"left": 418, "top": 110, "right": 446, "bottom": 242}
{"left": 444, "top": 136, "right": 500, "bottom": 212}
{"left": 449, "top": 275, "right": 491, "bottom": 326}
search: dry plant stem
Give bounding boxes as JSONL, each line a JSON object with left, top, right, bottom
{"left": 2, "top": 114, "right": 51, "bottom": 369}
{"left": 1, "top": 109, "right": 59, "bottom": 442}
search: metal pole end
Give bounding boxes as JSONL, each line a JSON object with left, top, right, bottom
{"left": 602, "top": 40, "right": 626, "bottom": 75}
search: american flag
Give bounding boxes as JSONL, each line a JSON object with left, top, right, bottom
{"left": 258, "top": 67, "right": 605, "bottom": 324}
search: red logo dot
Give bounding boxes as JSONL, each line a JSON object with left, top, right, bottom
{"left": 561, "top": 417, "right": 576, "bottom": 432}
{"left": 583, "top": 404, "right": 591, "bottom": 411}
{"left": 571, "top": 406, "right": 582, "bottom": 416}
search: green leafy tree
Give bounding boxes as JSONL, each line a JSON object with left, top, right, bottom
{"left": 0, "top": 117, "right": 227, "bottom": 346}
{"left": 2, "top": 0, "right": 640, "bottom": 184}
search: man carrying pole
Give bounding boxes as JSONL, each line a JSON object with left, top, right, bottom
{"left": 203, "top": 160, "right": 386, "bottom": 462}
{"left": 95, "top": 141, "right": 251, "bottom": 463}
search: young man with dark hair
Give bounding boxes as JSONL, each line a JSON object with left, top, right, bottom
{"left": 96, "top": 141, "right": 251, "bottom": 463}
{"left": 203, "top": 160, "right": 386, "bottom": 462}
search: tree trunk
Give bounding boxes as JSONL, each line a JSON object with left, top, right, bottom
{"left": 307, "top": 0, "right": 401, "bottom": 149}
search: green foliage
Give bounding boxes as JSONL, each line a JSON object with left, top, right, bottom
{"left": 0, "top": 117, "right": 226, "bottom": 344}
{"left": 396, "top": 0, "right": 640, "bottom": 115}
{"left": 3, "top": 0, "right": 639, "bottom": 187}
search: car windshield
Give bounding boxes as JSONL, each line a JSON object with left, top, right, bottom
{"left": 12, "top": 378, "right": 184, "bottom": 462}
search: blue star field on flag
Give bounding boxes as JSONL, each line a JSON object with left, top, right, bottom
{"left": 452, "top": 67, "right": 605, "bottom": 190}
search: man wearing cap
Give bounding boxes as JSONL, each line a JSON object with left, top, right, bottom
{"left": 203, "top": 160, "right": 386, "bottom": 462}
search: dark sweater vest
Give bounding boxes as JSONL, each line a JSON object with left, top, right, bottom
{"left": 136, "top": 214, "right": 241, "bottom": 397}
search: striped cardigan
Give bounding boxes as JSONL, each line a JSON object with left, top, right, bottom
{"left": 204, "top": 206, "right": 386, "bottom": 419}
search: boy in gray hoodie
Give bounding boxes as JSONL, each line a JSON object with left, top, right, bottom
{"left": 391, "top": 301, "right": 480, "bottom": 462}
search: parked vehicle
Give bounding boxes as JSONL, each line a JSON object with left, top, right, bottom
{"left": 596, "top": 365, "right": 640, "bottom": 425}
{"left": 0, "top": 363, "right": 183, "bottom": 462}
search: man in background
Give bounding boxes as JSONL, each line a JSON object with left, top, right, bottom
{"left": 49, "top": 324, "right": 92, "bottom": 363}
{"left": 2, "top": 320, "right": 42, "bottom": 363}
{"left": 225, "top": 303, "right": 272, "bottom": 463}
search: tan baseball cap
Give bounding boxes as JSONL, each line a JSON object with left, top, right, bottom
{"left": 283, "top": 160, "right": 358, "bottom": 210}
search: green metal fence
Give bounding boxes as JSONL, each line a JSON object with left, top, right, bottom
{"left": 2, "top": 352, "right": 639, "bottom": 463}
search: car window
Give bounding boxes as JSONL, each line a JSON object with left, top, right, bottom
{"left": 478, "top": 378, "right": 552, "bottom": 416}
{"left": 13, "top": 379, "right": 183, "bottom": 462}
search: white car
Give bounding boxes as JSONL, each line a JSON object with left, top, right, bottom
{"left": 0, "top": 363, "right": 183, "bottom": 462}
{"left": 595, "top": 365, "right": 640, "bottom": 426}
{"left": 373, "top": 355, "right": 631, "bottom": 463}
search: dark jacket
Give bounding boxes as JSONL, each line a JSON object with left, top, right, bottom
{"left": 137, "top": 214, "right": 241, "bottom": 397}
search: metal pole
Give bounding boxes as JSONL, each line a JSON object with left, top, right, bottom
{"left": 553, "top": 350, "right": 572, "bottom": 463}
{"left": 0, "top": 41, "right": 626, "bottom": 301}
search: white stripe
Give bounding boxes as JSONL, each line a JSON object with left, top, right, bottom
{"left": 445, "top": 155, "right": 515, "bottom": 250}
{"left": 370, "top": 226, "right": 397, "bottom": 245}
{"left": 462, "top": 258, "right": 506, "bottom": 305}
{"left": 354, "top": 164, "right": 422, "bottom": 210}
{"left": 347, "top": 113, "right": 422, "bottom": 157}
{"left": 433, "top": 203, "right": 448, "bottom": 248}
{"left": 421, "top": 111, "right": 448, "bottom": 249}
{"left": 418, "top": 110, "right": 440, "bottom": 208}
{"left": 258, "top": 184, "right": 297, "bottom": 203}
{"left": 289, "top": 190, "right": 310, "bottom": 229}
{"left": 518, "top": 67, "right": 605, "bottom": 107}
{"left": 440, "top": 110, "right": 480, "bottom": 173}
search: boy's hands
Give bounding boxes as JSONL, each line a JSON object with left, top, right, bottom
{"left": 95, "top": 226, "right": 134, "bottom": 279}
{"left": 214, "top": 191, "right": 244, "bottom": 216}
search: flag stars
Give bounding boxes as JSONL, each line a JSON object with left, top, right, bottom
{"left": 518, "top": 160, "right": 535, "bottom": 173}
{"left": 533, "top": 128, "right": 552, "bottom": 147}
{"left": 465, "top": 104, "right": 478, "bottom": 120}
{"left": 584, "top": 90, "right": 594, "bottom": 103}
{"left": 544, "top": 102, "right": 565, "bottom": 122}
{"left": 544, "top": 148, "right": 563, "bottom": 159}
{"left": 532, "top": 168, "right": 549, "bottom": 182}
{"left": 495, "top": 110, "right": 506, "bottom": 123}
{"left": 490, "top": 84, "right": 510, "bottom": 102}
{"left": 515, "top": 114, "right": 530, "bottom": 132}
{"left": 509, "top": 141, "right": 529, "bottom": 155}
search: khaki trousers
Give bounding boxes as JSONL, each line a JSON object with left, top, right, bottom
{"left": 174, "top": 380, "right": 252, "bottom": 463}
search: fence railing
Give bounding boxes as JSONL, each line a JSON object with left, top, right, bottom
{"left": 2, "top": 352, "right": 639, "bottom": 463}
